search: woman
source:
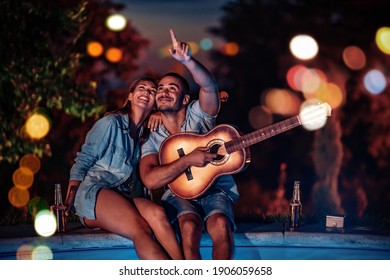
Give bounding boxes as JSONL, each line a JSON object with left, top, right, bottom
{"left": 64, "top": 77, "right": 183, "bottom": 260}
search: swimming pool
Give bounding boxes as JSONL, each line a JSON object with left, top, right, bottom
{"left": 1, "top": 225, "right": 389, "bottom": 260}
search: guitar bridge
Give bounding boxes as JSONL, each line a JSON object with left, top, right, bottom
{"left": 177, "top": 148, "right": 193, "bottom": 181}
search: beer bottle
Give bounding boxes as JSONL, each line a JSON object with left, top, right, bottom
{"left": 289, "top": 181, "right": 302, "bottom": 228}
{"left": 50, "top": 183, "right": 66, "bottom": 232}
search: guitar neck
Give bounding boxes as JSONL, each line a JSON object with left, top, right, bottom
{"left": 225, "top": 115, "right": 301, "bottom": 153}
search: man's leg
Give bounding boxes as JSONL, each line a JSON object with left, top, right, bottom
{"left": 206, "top": 213, "right": 234, "bottom": 260}
{"left": 177, "top": 212, "right": 203, "bottom": 259}
{"left": 202, "top": 190, "right": 236, "bottom": 260}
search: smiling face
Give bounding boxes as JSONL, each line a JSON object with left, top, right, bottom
{"left": 156, "top": 75, "right": 189, "bottom": 112}
{"left": 128, "top": 79, "right": 157, "bottom": 113}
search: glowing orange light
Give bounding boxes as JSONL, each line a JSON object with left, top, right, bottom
{"left": 25, "top": 113, "right": 51, "bottom": 139}
{"left": 316, "top": 83, "right": 344, "bottom": 109}
{"left": 324, "top": 83, "right": 343, "bottom": 109}
{"left": 8, "top": 186, "right": 30, "bottom": 208}
{"left": 12, "top": 167, "right": 34, "bottom": 189}
{"left": 219, "top": 91, "right": 229, "bottom": 102}
{"left": 20, "top": 153, "right": 41, "bottom": 174}
{"left": 222, "top": 42, "right": 239, "bottom": 56}
{"left": 263, "top": 88, "right": 300, "bottom": 116}
{"left": 105, "top": 47, "right": 122, "bottom": 63}
{"left": 342, "top": 46, "right": 366, "bottom": 70}
{"left": 87, "top": 41, "right": 104, "bottom": 57}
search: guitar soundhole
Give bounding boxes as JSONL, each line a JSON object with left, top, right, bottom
{"left": 207, "top": 139, "right": 229, "bottom": 166}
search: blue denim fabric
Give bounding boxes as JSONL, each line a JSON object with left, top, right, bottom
{"left": 70, "top": 113, "right": 143, "bottom": 220}
{"left": 162, "top": 188, "right": 237, "bottom": 232}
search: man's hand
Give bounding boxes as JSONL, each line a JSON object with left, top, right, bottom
{"left": 169, "top": 29, "right": 191, "bottom": 62}
{"left": 186, "top": 147, "right": 217, "bottom": 167}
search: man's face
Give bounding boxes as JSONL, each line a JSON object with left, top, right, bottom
{"left": 156, "top": 76, "right": 187, "bottom": 112}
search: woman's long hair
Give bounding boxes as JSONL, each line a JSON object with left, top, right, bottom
{"left": 105, "top": 77, "right": 157, "bottom": 142}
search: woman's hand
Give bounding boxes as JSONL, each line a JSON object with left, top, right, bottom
{"left": 64, "top": 182, "right": 79, "bottom": 216}
{"left": 148, "top": 111, "right": 162, "bottom": 131}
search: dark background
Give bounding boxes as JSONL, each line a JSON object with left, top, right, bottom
{"left": 1, "top": 0, "right": 389, "bottom": 227}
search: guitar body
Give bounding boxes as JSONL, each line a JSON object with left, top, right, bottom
{"left": 159, "top": 124, "right": 248, "bottom": 199}
{"left": 158, "top": 102, "right": 332, "bottom": 199}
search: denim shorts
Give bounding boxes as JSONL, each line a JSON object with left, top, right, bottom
{"left": 161, "top": 188, "right": 236, "bottom": 232}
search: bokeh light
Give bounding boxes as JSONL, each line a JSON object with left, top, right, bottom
{"left": 342, "top": 45, "right": 366, "bottom": 70}
{"left": 289, "top": 34, "right": 319, "bottom": 60}
{"left": 301, "top": 68, "right": 323, "bottom": 93}
{"left": 8, "top": 186, "right": 30, "bottom": 208}
{"left": 106, "top": 14, "right": 127, "bottom": 31}
{"left": 19, "top": 153, "right": 41, "bottom": 174}
{"left": 299, "top": 99, "right": 330, "bottom": 131}
{"left": 12, "top": 167, "right": 34, "bottom": 189}
{"left": 219, "top": 91, "right": 229, "bottom": 102}
{"left": 158, "top": 45, "right": 171, "bottom": 59}
{"left": 34, "top": 210, "right": 57, "bottom": 237}
{"left": 286, "top": 64, "right": 307, "bottom": 91}
{"left": 363, "top": 69, "right": 387, "bottom": 94}
{"left": 87, "top": 41, "right": 104, "bottom": 57}
{"left": 25, "top": 112, "right": 51, "bottom": 139}
{"left": 248, "top": 105, "right": 273, "bottom": 130}
{"left": 375, "top": 26, "right": 390, "bottom": 55}
{"left": 105, "top": 47, "right": 122, "bottom": 63}
{"left": 316, "top": 82, "right": 344, "bottom": 109}
{"left": 200, "top": 38, "right": 213, "bottom": 51}
{"left": 188, "top": 41, "right": 200, "bottom": 55}
{"left": 32, "top": 245, "right": 53, "bottom": 260}
{"left": 262, "top": 88, "right": 301, "bottom": 116}
{"left": 16, "top": 244, "right": 34, "bottom": 260}
{"left": 221, "top": 42, "right": 239, "bottom": 56}
{"left": 28, "top": 197, "right": 50, "bottom": 217}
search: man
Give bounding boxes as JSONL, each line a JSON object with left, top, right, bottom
{"left": 139, "top": 29, "right": 239, "bottom": 260}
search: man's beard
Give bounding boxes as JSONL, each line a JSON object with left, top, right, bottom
{"left": 157, "top": 96, "right": 184, "bottom": 112}
{"left": 157, "top": 104, "right": 179, "bottom": 113}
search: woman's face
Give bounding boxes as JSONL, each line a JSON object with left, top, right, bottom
{"left": 129, "top": 80, "right": 157, "bottom": 112}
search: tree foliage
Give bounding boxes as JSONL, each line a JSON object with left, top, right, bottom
{"left": 0, "top": 0, "right": 149, "bottom": 164}
{"left": 0, "top": 0, "right": 100, "bottom": 163}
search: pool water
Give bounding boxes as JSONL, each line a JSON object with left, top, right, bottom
{"left": 1, "top": 245, "right": 389, "bottom": 260}
{"left": 1, "top": 223, "right": 389, "bottom": 260}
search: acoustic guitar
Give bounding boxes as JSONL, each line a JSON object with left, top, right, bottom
{"left": 159, "top": 102, "right": 332, "bottom": 199}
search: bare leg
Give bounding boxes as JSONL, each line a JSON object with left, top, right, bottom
{"left": 134, "top": 197, "right": 184, "bottom": 260}
{"left": 206, "top": 213, "right": 234, "bottom": 260}
{"left": 177, "top": 213, "right": 203, "bottom": 260}
{"left": 84, "top": 189, "right": 168, "bottom": 260}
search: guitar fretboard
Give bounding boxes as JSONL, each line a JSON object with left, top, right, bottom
{"left": 225, "top": 116, "right": 301, "bottom": 153}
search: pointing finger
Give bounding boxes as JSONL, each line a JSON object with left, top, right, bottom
{"left": 170, "top": 29, "right": 178, "bottom": 48}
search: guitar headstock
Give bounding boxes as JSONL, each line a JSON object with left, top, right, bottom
{"left": 299, "top": 102, "right": 332, "bottom": 131}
